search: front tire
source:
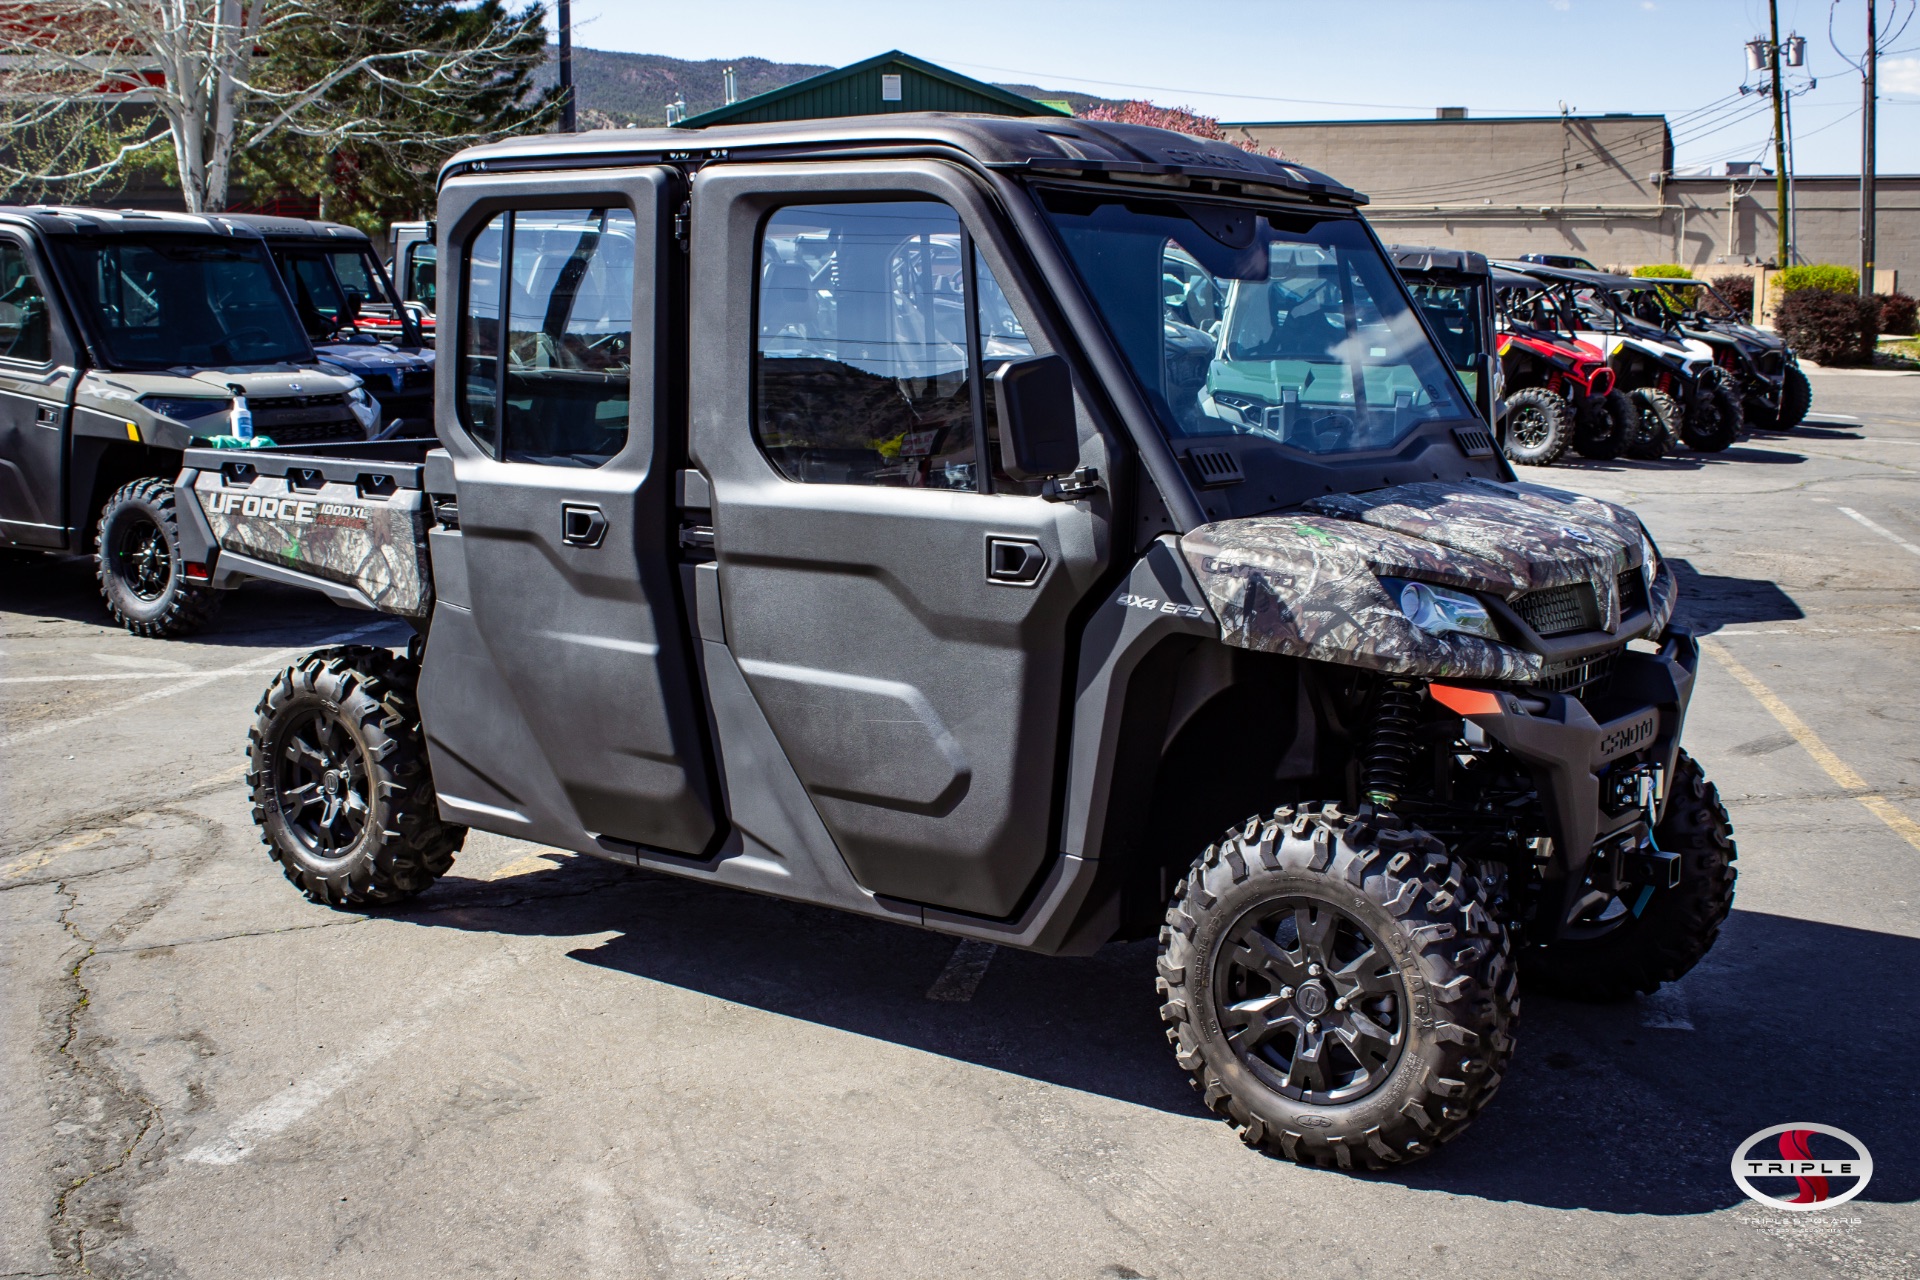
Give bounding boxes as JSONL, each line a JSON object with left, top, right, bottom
{"left": 1680, "top": 382, "right": 1742, "bottom": 452}
{"left": 249, "top": 645, "right": 466, "bottom": 906}
{"left": 1526, "top": 752, "right": 1736, "bottom": 1002}
{"left": 95, "top": 478, "right": 223, "bottom": 638}
{"left": 1502, "top": 387, "right": 1573, "bottom": 466}
{"left": 1159, "top": 805, "right": 1517, "bottom": 1170}
{"left": 1777, "top": 364, "right": 1812, "bottom": 429}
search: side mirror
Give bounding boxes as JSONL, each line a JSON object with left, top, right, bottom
{"left": 990, "top": 354, "right": 1078, "bottom": 481}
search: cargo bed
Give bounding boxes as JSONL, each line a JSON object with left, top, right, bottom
{"left": 177, "top": 440, "right": 447, "bottom": 621}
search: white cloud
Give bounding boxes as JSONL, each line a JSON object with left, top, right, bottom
{"left": 1883, "top": 57, "right": 1920, "bottom": 96}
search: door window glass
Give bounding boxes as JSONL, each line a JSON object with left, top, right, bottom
{"left": 458, "top": 214, "right": 505, "bottom": 454}
{"left": 0, "top": 241, "right": 51, "bottom": 363}
{"left": 457, "top": 208, "right": 635, "bottom": 467}
{"left": 406, "top": 242, "right": 437, "bottom": 308}
{"left": 756, "top": 202, "right": 981, "bottom": 490}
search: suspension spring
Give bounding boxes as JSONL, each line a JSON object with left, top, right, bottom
{"left": 1364, "top": 679, "right": 1423, "bottom": 809}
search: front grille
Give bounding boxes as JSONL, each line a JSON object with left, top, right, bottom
{"left": 1756, "top": 349, "right": 1784, "bottom": 377}
{"left": 261, "top": 420, "right": 364, "bottom": 445}
{"left": 1539, "top": 646, "right": 1621, "bottom": 698}
{"left": 1515, "top": 582, "right": 1599, "bottom": 636}
{"left": 1618, "top": 568, "right": 1647, "bottom": 616}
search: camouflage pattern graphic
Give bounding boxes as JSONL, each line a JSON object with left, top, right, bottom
{"left": 192, "top": 473, "right": 432, "bottom": 618}
{"left": 1181, "top": 477, "right": 1676, "bottom": 683}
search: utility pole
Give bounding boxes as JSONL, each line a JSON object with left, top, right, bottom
{"left": 557, "top": 0, "right": 576, "bottom": 133}
{"left": 1862, "top": 0, "right": 1877, "bottom": 293}
{"left": 1768, "top": 0, "right": 1788, "bottom": 267}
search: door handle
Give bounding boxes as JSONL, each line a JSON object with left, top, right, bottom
{"left": 561, "top": 503, "right": 607, "bottom": 548}
{"left": 985, "top": 536, "right": 1046, "bottom": 587}
{"left": 35, "top": 404, "right": 59, "bottom": 424}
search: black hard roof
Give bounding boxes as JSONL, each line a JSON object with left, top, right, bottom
{"left": 1493, "top": 259, "right": 1632, "bottom": 288}
{"left": 0, "top": 206, "right": 268, "bottom": 238}
{"left": 218, "top": 214, "right": 373, "bottom": 246}
{"left": 1492, "top": 267, "right": 1546, "bottom": 289}
{"left": 443, "top": 113, "right": 1367, "bottom": 206}
{"left": 1387, "top": 244, "right": 1489, "bottom": 277}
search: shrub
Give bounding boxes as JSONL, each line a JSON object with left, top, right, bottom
{"left": 1875, "top": 291, "right": 1918, "bottom": 336}
{"left": 1709, "top": 273, "right": 1755, "bottom": 321}
{"left": 1775, "top": 288, "right": 1878, "bottom": 365}
{"left": 1632, "top": 264, "right": 1692, "bottom": 278}
{"left": 1774, "top": 263, "right": 1859, "bottom": 295}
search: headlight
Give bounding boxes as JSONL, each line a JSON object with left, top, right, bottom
{"left": 1639, "top": 526, "right": 1661, "bottom": 590}
{"left": 140, "top": 396, "right": 229, "bottom": 423}
{"left": 346, "top": 386, "right": 372, "bottom": 406}
{"left": 1384, "top": 578, "right": 1501, "bottom": 641}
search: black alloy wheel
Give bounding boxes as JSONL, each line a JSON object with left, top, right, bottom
{"left": 111, "top": 511, "right": 172, "bottom": 601}
{"left": 94, "top": 477, "right": 223, "bottom": 638}
{"left": 270, "top": 707, "right": 373, "bottom": 859}
{"left": 1215, "top": 897, "right": 1406, "bottom": 1104}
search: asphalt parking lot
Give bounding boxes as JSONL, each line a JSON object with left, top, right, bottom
{"left": 3, "top": 369, "right": 1918, "bottom": 1279}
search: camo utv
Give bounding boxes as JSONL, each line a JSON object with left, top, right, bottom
{"left": 177, "top": 115, "right": 1735, "bottom": 1172}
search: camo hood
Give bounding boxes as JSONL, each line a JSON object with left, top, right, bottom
{"left": 1180, "top": 478, "right": 1677, "bottom": 683}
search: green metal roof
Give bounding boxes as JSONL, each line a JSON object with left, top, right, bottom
{"left": 675, "top": 50, "right": 1069, "bottom": 129}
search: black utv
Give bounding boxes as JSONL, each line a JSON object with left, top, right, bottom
{"left": 1620, "top": 276, "right": 1811, "bottom": 431}
{"left": 178, "top": 116, "right": 1734, "bottom": 1171}
{"left": 0, "top": 207, "right": 376, "bottom": 635}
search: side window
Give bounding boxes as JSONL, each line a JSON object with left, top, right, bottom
{"left": 406, "top": 242, "right": 437, "bottom": 308}
{"left": 755, "top": 202, "right": 979, "bottom": 489}
{"left": 0, "top": 241, "right": 51, "bottom": 364}
{"left": 458, "top": 208, "right": 635, "bottom": 467}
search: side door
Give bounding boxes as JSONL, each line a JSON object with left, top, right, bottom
{"left": 419, "top": 167, "right": 717, "bottom": 857}
{"left": 0, "top": 232, "right": 76, "bottom": 548}
{"left": 689, "top": 162, "right": 1112, "bottom": 919}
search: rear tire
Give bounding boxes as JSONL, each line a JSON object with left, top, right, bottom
{"left": 1501, "top": 387, "right": 1573, "bottom": 466}
{"left": 95, "top": 478, "right": 223, "bottom": 638}
{"left": 1573, "top": 390, "right": 1633, "bottom": 460}
{"left": 1626, "top": 388, "right": 1680, "bottom": 459}
{"left": 1526, "top": 752, "right": 1736, "bottom": 1002}
{"left": 1777, "top": 364, "right": 1812, "bottom": 429}
{"left": 1159, "top": 805, "right": 1517, "bottom": 1170}
{"left": 249, "top": 645, "right": 465, "bottom": 906}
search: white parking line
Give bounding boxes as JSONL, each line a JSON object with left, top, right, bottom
{"left": 0, "top": 622, "right": 399, "bottom": 748}
{"left": 1837, "top": 506, "right": 1920, "bottom": 557}
{"left": 184, "top": 953, "right": 519, "bottom": 1165}
{"left": 925, "top": 940, "right": 997, "bottom": 1002}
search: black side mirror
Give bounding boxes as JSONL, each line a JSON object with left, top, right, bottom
{"left": 991, "top": 354, "right": 1078, "bottom": 481}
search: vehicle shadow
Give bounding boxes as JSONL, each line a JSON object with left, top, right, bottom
{"left": 0, "top": 554, "right": 384, "bottom": 647}
{"left": 1529, "top": 444, "right": 1807, "bottom": 474}
{"left": 1667, "top": 557, "right": 1804, "bottom": 633}
{"left": 394, "top": 861, "right": 1916, "bottom": 1215}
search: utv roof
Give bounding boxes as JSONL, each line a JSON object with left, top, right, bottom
{"left": 219, "top": 214, "right": 374, "bottom": 246}
{"left": 0, "top": 206, "right": 269, "bottom": 239}
{"left": 1493, "top": 259, "right": 1632, "bottom": 289}
{"left": 442, "top": 113, "right": 1367, "bottom": 207}
{"left": 1387, "top": 244, "right": 1489, "bottom": 277}
{"left": 1491, "top": 267, "right": 1545, "bottom": 290}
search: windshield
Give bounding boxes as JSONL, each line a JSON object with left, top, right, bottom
{"left": 1405, "top": 283, "right": 1486, "bottom": 401}
{"left": 56, "top": 237, "right": 309, "bottom": 369}
{"left": 1040, "top": 189, "right": 1471, "bottom": 455}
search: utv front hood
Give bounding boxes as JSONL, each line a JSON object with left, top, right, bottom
{"left": 1180, "top": 478, "right": 1677, "bottom": 683}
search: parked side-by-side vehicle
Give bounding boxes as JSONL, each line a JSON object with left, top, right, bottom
{"left": 0, "top": 207, "right": 379, "bottom": 635}
{"left": 227, "top": 215, "right": 436, "bottom": 436}
{"left": 177, "top": 116, "right": 1734, "bottom": 1171}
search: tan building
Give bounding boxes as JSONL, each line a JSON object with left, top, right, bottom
{"left": 1227, "top": 113, "right": 1913, "bottom": 292}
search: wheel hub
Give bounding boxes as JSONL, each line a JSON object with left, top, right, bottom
{"left": 272, "top": 708, "right": 370, "bottom": 859}
{"left": 1214, "top": 896, "right": 1407, "bottom": 1105}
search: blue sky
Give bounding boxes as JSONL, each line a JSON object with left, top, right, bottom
{"left": 557, "top": 0, "right": 1920, "bottom": 175}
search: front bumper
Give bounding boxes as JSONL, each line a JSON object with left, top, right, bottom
{"left": 1432, "top": 630, "right": 1699, "bottom": 938}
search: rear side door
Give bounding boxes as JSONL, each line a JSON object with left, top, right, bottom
{"left": 688, "top": 162, "right": 1112, "bottom": 919}
{"left": 0, "top": 231, "right": 76, "bottom": 548}
{"left": 419, "top": 167, "right": 717, "bottom": 857}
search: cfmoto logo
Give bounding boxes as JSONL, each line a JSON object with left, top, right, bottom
{"left": 1561, "top": 526, "right": 1593, "bottom": 543}
{"left": 1732, "top": 1124, "right": 1873, "bottom": 1211}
